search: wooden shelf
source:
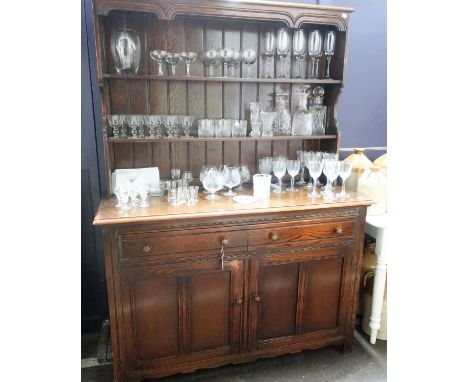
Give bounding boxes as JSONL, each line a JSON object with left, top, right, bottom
{"left": 102, "top": 74, "right": 342, "bottom": 85}
{"left": 107, "top": 135, "right": 336, "bottom": 143}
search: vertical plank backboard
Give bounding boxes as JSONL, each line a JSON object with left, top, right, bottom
{"left": 186, "top": 19, "right": 206, "bottom": 177}
{"left": 167, "top": 19, "right": 188, "bottom": 171}
{"left": 240, "top": 23, "right": 258, "bottom": 176}
{"left": 147, "top": 15, "right": 170, "bottom": 178}
{"left": 223, "top": 25, "right": 241, "bottom": 165}
{"left": 205, "top": 22, "right": 223, "bottom": 165}
{"left": 104, "top": 13, "right": 133, "bottom": 169}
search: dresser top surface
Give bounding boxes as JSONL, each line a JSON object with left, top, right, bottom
{"left": 93, "top": 187, "right": 372, "bottom": 226}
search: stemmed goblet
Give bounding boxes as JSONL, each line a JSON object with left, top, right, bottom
{"left": 292, "top": 29, "right": 306, "bottom": 78}
{"left": 108, "top": 115, "right": 124, "bottom": 139}
{"left": 305, "top": 157, "right": 324, "bottom": 198}
{"left": 230, "top": 50, "right": 241, "bottom": 77}
{"left": 149, "top": 50, "right": 167, "bottom": 76}
{"left": 144, "top": 115, "right": 157, "bottom": 139}
{"left": 297, "top": 150, "right": 306, "bottom": 185}
{"left": 171, "top": 168, "right": 181, "bottom": 180}
{"left": 337, "top": 161, "right": 352, "bottom": 198}
{"left": 276, "top": 28, "right": 290, "bottom": 78}
{"left": 165, "top": 53, "right": 181, "bottom": 76}
{"left": 241, "top": 49, "right": 257, "bottom": 78}
{"left": 324, "top": 31, "right": 336, "bottom": 79}
{"left": 236, "top": 164, "right": 251, "bottom": 191}
{"left": 126, "top": 115, "right": 139, "bottom": 139}
{"left": 218, "top": 48, "right": 234, "bottom": 78}
{"left": 308, "top": 30, "right": 323, "bottom": 79}
{"left": 114, "top": 186, "right": 130, "bottom": 210}
{"left": 286, "top": 159, "right": 301, "bottom": 192}
{"left": 272, "top": 156, "right": 287, "bottom": 193}
{"left": 182, "top": 115, "right": 194, "bottom": 137}
{"left": 182, "top": 170, "right": 193, "bottom": 187}
{"left": 180, "top": 52, "right": 197, "bottom": 76}
{"left": 203, "top": 50, "right": 219, "bottom": 77}
{"left": 263, "top": 30, "right": 276, "bottom": 79}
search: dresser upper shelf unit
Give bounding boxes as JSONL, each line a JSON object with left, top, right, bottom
{"left": 101, "top": 74, "right": 342, "bottom": 84}
{"left": 106, "top": 135, "right": 337, "bottom": 143}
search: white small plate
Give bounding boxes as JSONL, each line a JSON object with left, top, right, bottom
{"left": 233, "top": 195, "right": 256, "bottom": 204}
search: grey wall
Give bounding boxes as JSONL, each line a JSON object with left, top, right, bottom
{"left": 81, "top": 0, "right": 387, "bottom": 331}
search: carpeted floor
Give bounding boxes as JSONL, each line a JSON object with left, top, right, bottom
{"left": 81, "top": 329, "right": 386, "bottom": 382}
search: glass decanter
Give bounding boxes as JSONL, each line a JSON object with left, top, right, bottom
{"left": 291, "top": 85, "right": 312, "bottom": 136}
{"left": 274, "top": 93, "right": 291, "bottom": 135}
{"left": 310, "top": 86, "right": 327, "bottom": 135}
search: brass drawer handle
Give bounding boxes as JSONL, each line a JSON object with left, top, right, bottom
{"left": 142, "top": 244, "right": 151, "bottom": 253}
{"left": 335, "top": 227, "right": 343, "bottom": 235}
{"left": 269, "top": 232, "right": 278, "bottom": 241}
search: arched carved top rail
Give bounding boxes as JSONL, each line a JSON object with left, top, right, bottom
{"left": 94, "top": 0, "right": 353, "bottom": 31}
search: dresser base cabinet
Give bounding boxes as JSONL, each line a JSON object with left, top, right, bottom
{"left": 99, "top": 206, "right": 367, "bottom": 381}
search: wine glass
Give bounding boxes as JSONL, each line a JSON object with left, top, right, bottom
{"left": 324, "top": 31, "right": 336, "bottom": 79}
{"left": 297, "top": 150, "right": 306, "bottom": 185}
{"left": 171, "top": 168, "right": 181, "bottom": 180}
{"left": 114, "top": 185, "right": 130, "bottom": 210}
{"left": 182, "top": 170, "right": 193, "bottom": 187}
{"left": 165, "top": 53, "right": 181, "bottom": 76}
{"left": 230, "top": 50, "right": 241, "bottom": 77}
{"left": 338, "top": 161, "right": 352, "bottom": 198}
{"left": 203, "top": 166, "right": 224, "bottom": 200}
{"left": 276, "top": 28, "right": 290, "bottom": 78}
{"left": 180, "top": 52, "right": 197, "bottom": 76}
{"left": 218, "top": 48, "right": 234, "bottom": 78}
{"left": 182, "top": 115, "right": 194, "bottom": 137}
{"left": 203, "top": 49, "right": 219, "bottom": 77}
{"left": 322, "top": 159, "right": 339, "bottom": 201}
{"left": 241, "top": 49, "right": 257, "bottom": 78}
{"left": 259, "top": 157, "right": 273, "bottom": 175}
{"left": 149, "top": 50, "right": 167, "bottom": 76}
{"left": 292, "top": 29, "right": 306, "bottom": 78}
{"left": 221, "top": 166, "right": 241, "bottom": 196}
{"left": 107, "top": 115, "right": 122, "bottom": 139}
{"left": 286, "top": 159, "right": 301, "bottom": 192}
{"left": 126, "top": 115, "right": 139, "bottom": 139}
{"left": 264, "top": 30, "right": 276, "bottom": 79}
{"left": 305, "top": 158, "right": 324, "bottom": 198}
{"left": 272, "top": 156, "right": 287, "bottom": 193}
{"left": 236, "top": 164, "right": 251, "bottom": 191}
{"left": 308, "top": 30, "right": 323, "bottom": 79}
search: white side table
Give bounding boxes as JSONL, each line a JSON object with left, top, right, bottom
{"left": 365, "top": 214, "right": 387, "bottom": 344}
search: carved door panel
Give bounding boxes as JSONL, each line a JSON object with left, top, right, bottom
{"left": 120, "top": 256, "right": 244, "bottom": 372}
{"left": 249, "top": 244, "right": 352, "bottom": 351}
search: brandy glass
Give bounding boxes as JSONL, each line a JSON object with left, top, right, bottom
{"left": 324, "top": 31, "right": 336, "bottom": 79}
{"left": 203, "top": 167, "right": 224, "bottom": 200}
{"left": 236, "top": 164, "right": 251, "bottom": 191}
{"left": 292, "top": 29, "right": 306, "bottom": 78}
{"left": 241, "top": 49, "right": 257, "bottom": 78}
{"left": 180, "top": 52, "right": 198, "bottom": 76}
{"left": 165, "top": 53, "right": 181, "bottom": 76}
{"left": 221, "top": 166, "right": 241, "bottom": 196}
{"left": 308, "top": 30, "right": 323, "bottom": 79}
{"left": 149, "top": 50, "right": 167, "bottom": 76}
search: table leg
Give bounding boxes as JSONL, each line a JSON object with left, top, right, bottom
{"left": 369, "top": 226, "right": 387, "bottom": 344}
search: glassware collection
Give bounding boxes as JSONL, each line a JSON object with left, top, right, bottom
{"left": 111, "top": 26, "right": 336, "bottom": 79}
{"left": 198, "top": 119, "right": 248, "bottom": 137}
{"left": 257, "top": 151, "right": 352, "bottom": 201}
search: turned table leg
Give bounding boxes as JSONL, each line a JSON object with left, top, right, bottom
{"left": 368, "top": 224, "right": 387, "bottom": 344}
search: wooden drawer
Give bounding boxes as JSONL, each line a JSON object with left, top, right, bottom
{"left": 247, "top": 220, "right": 355, "bottom": 249}
{"left": 119, "top": 229, "right": 247, "bottom": 259}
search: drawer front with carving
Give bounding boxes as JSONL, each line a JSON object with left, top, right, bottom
{"left": 247, "top": 219, "right": 355, "bottom": 249}
{"left": 119, "top": 229, "right": 248, "bottom": 259}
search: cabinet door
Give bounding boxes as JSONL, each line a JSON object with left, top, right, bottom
{"left": 249, "top": 245, "right": 352, "bottom": 351}
{"left": 119, "top": 257, "right": 244, "bottom": 372}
